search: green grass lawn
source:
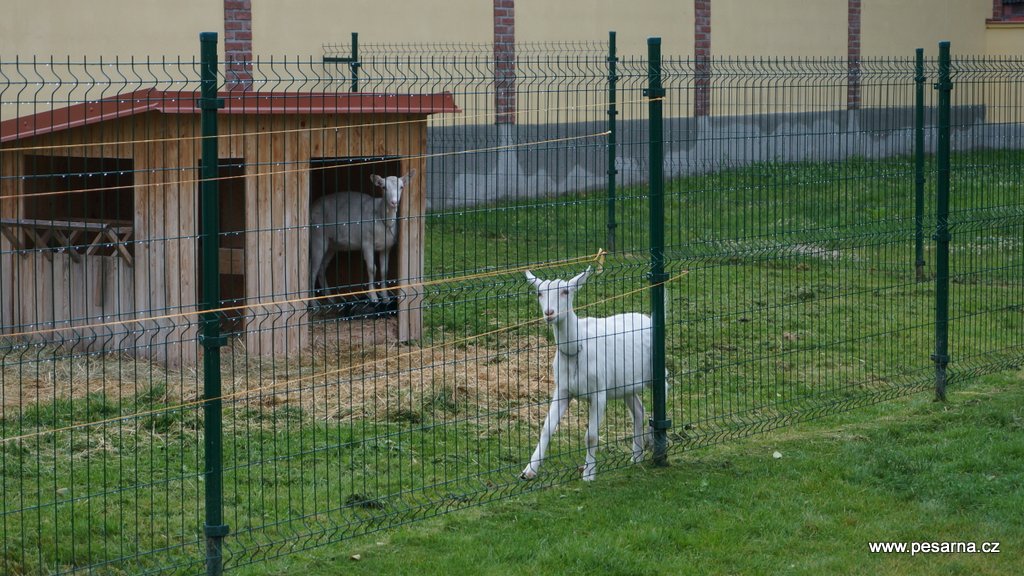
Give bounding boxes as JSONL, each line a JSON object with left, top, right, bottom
{"left": 239, "top": 370, "right": 1024, "bottom": 576}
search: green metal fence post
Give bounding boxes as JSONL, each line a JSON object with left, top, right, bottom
{"left": 322, "top": 32, "right": 360, "bottom": 91}
{"left": 350, "top": 32, "right": 360, "bottom": 92}
{"left": 606, "top": 30, "right": 618, "bottom": 252}
{"left": 646, "top": 37, "right": 670, "bottom": 466}
{"left": 199, "top": 31, "right": 228, "bottom": 576}
{"left": 932, "top": 41, "right": 952, "bottom": 402}
{"left": 914, "top": 48, "right": 927, "bottom": 282}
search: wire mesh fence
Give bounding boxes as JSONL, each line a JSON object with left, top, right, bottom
{"left": 0, "top": 34, "right": 1021, "bottom": 574}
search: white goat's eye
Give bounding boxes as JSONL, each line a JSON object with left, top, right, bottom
{"left": 537, "top": 292, "right": 543, "bottom": 298}
{"left": 560, "top": 289, "right": 569, "bottom": 296}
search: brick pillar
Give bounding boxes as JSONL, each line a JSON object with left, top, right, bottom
{"left": 494, "top": 0, "right": 516, "bottom": 124}
{"left": 847, "top": 0, "right": 861, "bottom": 110}
{"left": 694, "top": 0, "right": 711, "bottom": 117}
{"left": 225, "top": 0, "right": 253, "bottom": 91}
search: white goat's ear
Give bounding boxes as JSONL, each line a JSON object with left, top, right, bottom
{"left": 401, "top": 169, "right": 417, "bottom": 186}
{"left": 524, "top": 270, "right": 540, "bottom": 287}
{"left": 570, "top": 266, "right": 592, "bottom": 288}
{"left": 370, "top": 174, "right": 386, "bottom": 188}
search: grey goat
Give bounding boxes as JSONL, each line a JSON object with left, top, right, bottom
{"left": 309, "top": 170, "right": 415, "bottom": 303}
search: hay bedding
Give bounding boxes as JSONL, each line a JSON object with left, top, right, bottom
{"left": 263, "top": 317, "right": 559, "bottom": 425}
{"left": 1, "top": 317, "right": 566, "bottom": 428}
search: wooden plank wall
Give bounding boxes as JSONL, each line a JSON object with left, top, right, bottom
{"left": 0, "top": 152, "right": 18, "bottom": 333}
{"left": 398, "top": 121, "right": 427, "bottom": 342}
{"left": 240, "top": 114, "right": 309, "bottom": 357}
{"left": 13, "top": 252, "right": 134, "bottom": 351}
{"left": 1, "top": 123, "right": 139, "bottom": 352}
{"left": 132, "top": 114, "right": 198, "bottom": 366}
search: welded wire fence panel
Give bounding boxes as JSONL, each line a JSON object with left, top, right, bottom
{"left": 654, "top": 56, "right": 941, "bottom": 451}
{"left": 1, "top": 39, "right": 1022, "bottom": 576}
{"left": 646, "top": 53, "right": 1022, "bottom": 455}
{"left": 0, "top": 59, "right": 209, "bottom": 574}
{"left": 219, "top": 43, "right": 649, "bottom": 571}
{"left": 946, "top": 56, "right": 1024, "bottom": 381}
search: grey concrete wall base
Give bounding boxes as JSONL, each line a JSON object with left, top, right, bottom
{"left": 425, "top": 107, "right": 1019, "bottom": 212}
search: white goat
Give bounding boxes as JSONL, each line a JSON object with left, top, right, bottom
{"left": 522, "top": 266, "right": 660, "bottom": 482}
{"left": 309, "top": 170, "right": 415, "bottom": 303}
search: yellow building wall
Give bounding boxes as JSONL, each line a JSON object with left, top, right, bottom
{"left": 0, "top": 1, "right": 1019, "bottom": 123}
{"left": 513, "top": 0, "right": 694, "bottom": 56}
{"left": 986, "top": 23, "right": 1024, "bottom": 55}
{"left": 251, "top": 1, "right": 692, "bottom": 57}
{"left": 714, "top": 0, "right": 848, "bottom": 57}
{"left": 1, "top": 1, "right": 1016, "bottom": 60}
{"left": 862, "top": 0, "right": 989, "bottom": 57}
{"left": 0, "top": 0, "right": 220, "bottom": 57}
{"left": 252, "top": 0, "right": 493, "bottom": 55}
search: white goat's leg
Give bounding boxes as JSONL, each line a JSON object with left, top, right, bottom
{"left": 625, "top": 394, "right": 646, "bottom": 463}
{"left": 317, "top": 254, "right": 332, "bottom": 303}
{"left": 309, "top": 231, "right": 326, "bottom": 299}
{"left": 582, "top": 391, "right": 607, "bottom": 482}
{"left": 361, "top": 243, "right": 378, "bottom": 302}
{"left": 521, "top": 392, "right": 570, "bottom": 480}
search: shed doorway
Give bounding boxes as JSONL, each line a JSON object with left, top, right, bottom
{"left": 309, "top": 156, "right": 403, "bottom": 316}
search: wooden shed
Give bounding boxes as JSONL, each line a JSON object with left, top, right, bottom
{"left": 0, "top": 89, "right": 458, "bottom": 365}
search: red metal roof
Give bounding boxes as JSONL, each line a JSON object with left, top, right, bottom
{"left": 1, "top": 88, "right": 460, "bottom": 143}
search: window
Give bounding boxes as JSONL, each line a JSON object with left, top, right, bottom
{"left": 23, "top": 155, "right": 133, "bottom": 223}
{"left": 993, "top": 0, "right": 1024, "bottom": 21}
{"left": 19, "top": 155, "right": 134, "bottom": 260}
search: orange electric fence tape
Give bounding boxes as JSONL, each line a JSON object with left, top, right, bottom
{"left": 2, "top": 250, "right": 607, "bottom": 341}
{"left": 0, "top": 258, "right": 690, "bottom": 445}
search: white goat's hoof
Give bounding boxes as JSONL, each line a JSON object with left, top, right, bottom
{"left": 631, "top": 452, "right": 644, "bottom": 464}
{"left": 579, "top": 465, "right": 596, "bottom": 482}
{"left": 520, "top": 468, "right": 537, "bottom": 481}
